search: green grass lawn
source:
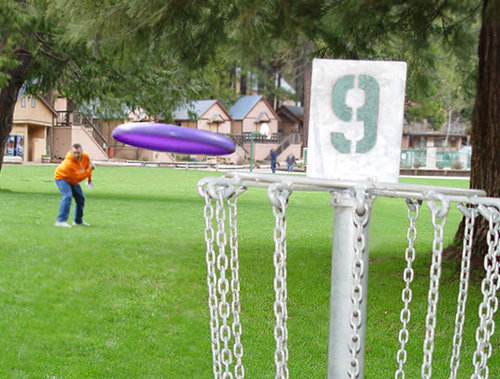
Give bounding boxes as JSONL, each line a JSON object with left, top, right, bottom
{"left": 0, "top": 165, "right": 497, "bottom": 378}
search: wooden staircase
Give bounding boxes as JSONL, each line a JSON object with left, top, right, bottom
{"left": 264, "top": 133, "right": 302, "bottom": 160}
{"left": 56, "top": 111, "right": 108, "bottom": 160}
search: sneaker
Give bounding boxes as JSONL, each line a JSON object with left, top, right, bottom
{"left": 72, "top": 221, "right": 90, "bottom": 227}
{"left": 55, "top": 221, "right": 72, "bottom": 228}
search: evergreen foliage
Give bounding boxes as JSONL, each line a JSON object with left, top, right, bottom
{"left": 0, "top": 0, "right": 481, "bottom": 119}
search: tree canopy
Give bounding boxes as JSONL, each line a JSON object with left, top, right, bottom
{"left": 1, "top": 0, "right": 481, "bottom": 120}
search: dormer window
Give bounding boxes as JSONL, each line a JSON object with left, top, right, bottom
{"left": 210, "top": 113, "right": 225, "bottom": 124}
{"left": 21, "top": 96, "right": 26, "bottom": 108}
{"left": 255, "top": 111, "right": 271, "bottom": 124}
{"left": 31, "top": 97, "right": 36, "bottom": 108}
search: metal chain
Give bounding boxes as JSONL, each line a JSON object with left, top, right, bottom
{"left": 395, "top": 199, "right": 422, "bottom": 379}
{"left": 421, "top": 195, "right": 449, "bottom": 379}
{"left": 214, "top": 188, "right": 234, "bottom": 379}
{"left": 201, "top": 179, "right": 247, "bottom": 379}
{"left": 270, "top": 185, "right": 291, "bottom": 379}
{"left": 449, "top": 204, "right": 478, "bottom": 379}
{"left": 348, "top": 190, "right": 370, "bottom": 379}
{"left": 203, "top": 189, "right": 222, "bottom": 378}
{"left": 228, "top": 197, "right": 244, "bottom": 379}
{"left": 472, "top": 205, "right": 500, "bottom": 379}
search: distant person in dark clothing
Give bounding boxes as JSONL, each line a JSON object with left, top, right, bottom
{"left": 286, "top": 154, "right": 296, "bottom": 172}
{"left": 270, "top": 149, "right": 277, "bottom": 173}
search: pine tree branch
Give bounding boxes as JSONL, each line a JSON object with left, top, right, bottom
{"left": 39, "top": 48, "right": 69, "bottom": 63}
{"left": 13, "top": 48, "right": 32, "bottom": 57}
{"left": 33, "top": 32, "right": 54, "bottom": 49}
{"left": 70, "top": 62, "right": 82, "bottom": 81}
{"left": 20, "top": 31, "right": 68, "bottom": 64}
{"left": 32, "top": 32, "right": 69, "bottom": 63}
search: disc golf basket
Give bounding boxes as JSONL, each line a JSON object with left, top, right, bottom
{"left": 197, "top": 172, "right": 499, "bottom": 379}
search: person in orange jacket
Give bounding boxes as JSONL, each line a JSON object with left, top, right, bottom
{"left": 54, "top": 143, "right": 95, "bottom": 228}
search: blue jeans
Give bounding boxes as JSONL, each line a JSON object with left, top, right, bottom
{"left": 271, "top": 161, "right": 276, "bottom": 173}
{"left": 55, "top": 179, "right": 85, "bottom": 223}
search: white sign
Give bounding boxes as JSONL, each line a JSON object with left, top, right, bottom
{"left": 307, "top": 59, "right": 407, "bottom": 183}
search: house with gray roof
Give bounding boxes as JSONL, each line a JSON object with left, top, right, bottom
{"left": 228, "top": 95, "right": 304, "bottom": 162}
{"left": 228, "top": 95, "right": 279, "bottom": 136}
{"left": 173, "top": 100, "right": 232, "bottom": 134}
{"left": 277, "top": 105, "right": 304, "bottom": 137}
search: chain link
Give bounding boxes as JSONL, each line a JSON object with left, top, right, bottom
{"left": 421, "top": 196, "right": 449, "bottom": 379}
{"left": 214, "top": 189, "right": 234, "bottom": 379}
{"left": 348, "top": 191, "right": 370, "bottom": 379}
{"left": 472, "top": 206, "right": 500, "bottom": 379}
{"left": 270, "top": 185, "right": 291, "bottom": 379}
{"left": 203, "top": 189, "right": 222, "bottom": 378}
{"left": 448, "top": 204, "right": 478, "bottom": 379}
{"left": 228, "top": 197, "right": 244, "bottom": 379}
{"left": 395, "top": 199, "right": 421, "bottom": 379}
{"left": 201, "top": 181, "right": 247, "bottom": 379}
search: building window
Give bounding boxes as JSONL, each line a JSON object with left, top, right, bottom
{"left": 31, "top": 97, "right": 36, "bottom": 108}
{"left": 21, "top": 97, "right": 26, "bottom": 108}
{"left": 435, "top": 138, "right": 446, "bottom": 147}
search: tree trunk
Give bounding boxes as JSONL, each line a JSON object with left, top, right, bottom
{"left": 274, "top": 71, "right": 281, "bottom": 109}
{"left": 454, "top": 0, "right": 500, "bottom": 259}
{"left": 0, "top": 50, "right": 32, "bottom": 174}
{"left": 240, "top": 72, "right": 247, "bottom": 95}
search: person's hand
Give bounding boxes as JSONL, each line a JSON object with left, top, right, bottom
{"left": 90, "top": 163, "right": 96, "bottom": 170}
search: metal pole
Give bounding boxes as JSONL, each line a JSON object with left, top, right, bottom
{"left": 328, "top": 192, "right": 371, "bottom": 379}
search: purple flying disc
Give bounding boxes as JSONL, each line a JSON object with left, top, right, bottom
{"left": 112, "top": 122, "right": 235, "bottom": 155}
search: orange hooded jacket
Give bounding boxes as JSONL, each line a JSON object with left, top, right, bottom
{"left": 54, "top": 151, "right": 93, "bottom": 185}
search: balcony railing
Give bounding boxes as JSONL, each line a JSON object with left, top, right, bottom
{"left": 56, "top": 110, "right": 72, "bottom": 126}
{"left": 56, "top": 111, "right": 108, "bottom": 150}
{"left": 224, "top": 132, "right": 282, "bottom": 145}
